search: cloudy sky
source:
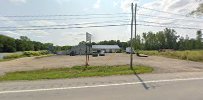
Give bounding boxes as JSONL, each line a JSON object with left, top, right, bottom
{"left": 0, "top": 0, "right": 203, "bottom": 46}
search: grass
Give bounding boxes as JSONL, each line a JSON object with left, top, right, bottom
{"left": 139, "top": 50, "right": 203, "bottom": 62}
{"left": 34, "top": 54, "right": 55, "bottom": 59}
{"left": 2, "top": 50, "right": 50, "bottom": 61}
{"left": 0, "top": 65, "right": 153, "bottom": 81}
{"left": 0, "top": 59, "right": 15, "bottom": 62}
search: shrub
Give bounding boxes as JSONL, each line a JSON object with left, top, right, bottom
{"left": 3, "top": 54, "right": 24, "bottom": 59}
{"left": 23, "top": 50, "right": 49, "bottom": 57}
{"left": 140, "top": 50, "right": 203, "bottom": 62}
{"left": 3, "top": 50, "right": 49, "bottom": 59}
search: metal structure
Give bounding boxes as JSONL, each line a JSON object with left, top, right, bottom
{"left": 86, "top": 32, "right": 92, "bottom": 67}
{"left": 130, "top": 3, "right": 137, "bottom": 69}
{"left": 130, "top": 3, "right": 134, "bottom": 69}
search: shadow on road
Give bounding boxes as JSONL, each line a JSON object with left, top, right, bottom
{"left": 131, "top": 68, "right": 149, "bottom": 90}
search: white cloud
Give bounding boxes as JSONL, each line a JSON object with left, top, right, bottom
{"left": 28, "top": 20, "right": 57, "bottom": 26}
{"left": 113, "top": 1, "right": 119, "bottom": 7}
{"left": 93, "top": 0, "right": 101, "bottom": 9}
{"left": 56, "top": 0, "right": 70, "bottom": 5}
{"left": 0, "top": 31, "right": 20, "bottom": 39}
{"left": 136, "top": 0, "right": 203, "bottom": 39}
{"left": 9, "top": 0, "right": 27, "bottom": 4}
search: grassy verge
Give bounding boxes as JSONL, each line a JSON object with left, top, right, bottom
{"left": 34, "top": 54, "right": 55, "bottom": 59}
{"left": 0, "top": 65, "right": 153, "bottom": 81}
{"left": 0, "top": 59, "right": 15, "bottom": 62}
{"left": 139, "top": 50, "right": 203, "bottom": 62}
{"left": 2, "top": 50, "right": 50, "bottom": 61}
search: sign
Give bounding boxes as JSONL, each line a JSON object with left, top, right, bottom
{"left": 86, "top": 32, "right": 91, "bottom": 42}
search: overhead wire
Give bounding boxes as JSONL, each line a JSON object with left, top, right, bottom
{"left": 138, "top": 13, "right": 203, "bottom": 23}
{"left": 0, "top": 19, "right": 130, "bottom": 29}
{"left": 0, "top": 6, "right": 202, "bottom": 31}
{"left": 0, "top": 13, "right": 130, "bottom": 18}
{"left": 137, "top": 6, "right": 203, "bottom": 19}
{"left": 0, "top": 16, "right": 130, "bottom": 21}
{"left": 0, "top": 22, "right": 202, "bottom": 31}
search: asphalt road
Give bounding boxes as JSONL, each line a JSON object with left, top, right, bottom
{"left": 1, "top": 72, "right": 203, "bottom": 100}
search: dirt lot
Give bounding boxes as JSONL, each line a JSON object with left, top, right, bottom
{"left": 0, "top": 53, "right": 203, "bottom": 75}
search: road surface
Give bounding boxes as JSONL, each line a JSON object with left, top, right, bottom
{"left": 0, "top": 72, "right": 203, "bottom": 100}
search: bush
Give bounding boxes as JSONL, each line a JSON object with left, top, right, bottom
{"left": 3, "top": 54, "right": 24, "bottom": 59}
{"left": 139, "top": 50, "right": 159, "bottom": 55}
{"left": 3, "top": 50, "right": 49, "bottom": 59}
{"left": 140, "top": 50, "right": 203, "bottom": 62}
{"left": 23, "top": 50, "right": 49, "bottom": 57}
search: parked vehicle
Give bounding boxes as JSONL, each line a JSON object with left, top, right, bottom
{"left": 70, "top": 51, "right": 76, "bottom": 56}
{"left": 92, "top": 51, "right": 98, "bottom": 57}
{"left": 126, "top": 47, "right": 135, "bottom": 54}
{"left": 99, "top": 50, "right": 105, "bottom": 56}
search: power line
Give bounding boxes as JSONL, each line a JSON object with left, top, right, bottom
{"left": 137, "top": 23, "right": 203, "bottom": 30}
{"left": 0, "top": 16, "right": 130, "bottom": 21}
{"left": 1, "top": 19, "right": 199, "bottom": 30}
{"left": 137, "top": 6, "right": 202, "bottom": 19}
{"left": 0, "top": 13, "right": 130, "bottom": 18}
{"left": 138, "top": 13, "right": 203, "bottom": 23}
{"left": 0, "top": 19, "right": 130, "bottom": 29}
{"left": 0, "top": 23, "right": 202, "bottom": 31}
{"left": 0, "top": 24, "right": 132, "bottom": 31}
{"left": 137, "top": 20, "right": 202, "bottom": 28}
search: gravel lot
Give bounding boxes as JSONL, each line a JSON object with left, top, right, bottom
{"left": 0, "top": 53, "right": 203, "bottom": 75}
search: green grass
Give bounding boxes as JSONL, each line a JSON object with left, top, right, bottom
{"left": 3, "top": 53, "right": 25, "bottom": 59}
{"left": 139, "top": 50, "right": 203, "bottom": 62}
{"left": 2, "top": 50, "right": 50, "bottom": 60}
{"left": 0, "top": 65, "right": 153, "bottom": 81}
{"left": 34, "top": 54, "right": 55, "bottom": 59}
{"left": 0, "top": 59, "right": 15, "bottom": 62}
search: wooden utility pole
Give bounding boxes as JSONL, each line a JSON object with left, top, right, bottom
{"left": 135, "top": 3, "right": 137, "bottom": 43}
{"left": 130, "top": 3, "right": 134, "bottom": 69}
{"left": 85, "top": 32, "right": 88, "bottom": 67}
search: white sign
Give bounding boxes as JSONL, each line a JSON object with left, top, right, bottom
{"left": 86, "top": 32, "right": 91, "bottom": 42}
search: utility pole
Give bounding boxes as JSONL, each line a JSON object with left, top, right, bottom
{"left": 85, "top": 32, "right": 88, "bottom": 67}
{"left": 135, "top": 3, "right": 137, "bottom": 44}
{"left": 130, "top": 3, "right": 134, "bottom": 69}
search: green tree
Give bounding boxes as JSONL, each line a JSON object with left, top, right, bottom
{"left": 196, "top": 30, "right": 202, "bottom": 49}
{"left": 0, "top": 35, "right": 16, "bottom": 52}
{"left": 190, "top": 3, "right": 203, "bottom": 15}
{"left": 18, "top": 36, "right": 34, "bottom": 51}
{"left": 164, "top": 28, "right": 178, "bottom": 49}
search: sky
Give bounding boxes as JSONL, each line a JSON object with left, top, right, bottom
{"left": 0, "top": 0, "right": 203, "bottom": 46}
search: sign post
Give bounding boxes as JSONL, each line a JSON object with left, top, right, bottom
{"left": 86, "top": 32, "right": 92, "bottom": 67}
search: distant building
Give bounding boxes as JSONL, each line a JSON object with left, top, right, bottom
{"left": 68, "top": 44, "right": 121, "bottom": 55}
{"left": 92, "top": 45, "right": 120, "bottom": 53}
{"left": 68, "top": 44, "right": 92, "bottom": 55}
{"left": 56, "top": 51, "right": 67, "bottom": 55}
{"left": 0, "top": 53, "right": 4, "bottom": 59}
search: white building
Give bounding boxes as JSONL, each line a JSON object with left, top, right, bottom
{"left": 68, "top": 44, "right": 92, "bottom": 55}
{"left": 92, "top": 45, "right": 120, "bottom": 53}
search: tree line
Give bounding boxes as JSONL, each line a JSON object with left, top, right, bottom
{"left": 88, "top": 28, "right": 202, "bottom": 50}
{"left": 1, "top": 28, "right": 202, "bottom": 53}
{"left": 133, "top": 28, "right": 202, "bottom": 50}
{"left": 0, "top": 35, "right": 71, "bottom": 53}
